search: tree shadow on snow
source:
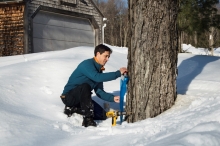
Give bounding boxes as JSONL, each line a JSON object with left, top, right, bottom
{"left": 177, "top": 55, "right": 219, "bottom": 94}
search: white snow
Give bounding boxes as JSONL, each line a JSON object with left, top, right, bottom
{"left": 182, "top": 44, "right": 220, "bottom": 56}
{"left": 0, "top": 44, "right": 220, "bottom": 146}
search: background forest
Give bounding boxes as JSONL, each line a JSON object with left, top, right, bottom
{"left": 93, "top": 0, "right": 220, "bottom": 53}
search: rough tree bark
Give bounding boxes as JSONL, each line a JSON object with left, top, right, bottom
{"left": 126, "top": 0, "right": 179, "bottom": 122}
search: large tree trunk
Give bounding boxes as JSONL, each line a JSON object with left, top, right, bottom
{"left": 126, "top": 0, "right": 178, "bottom": 123}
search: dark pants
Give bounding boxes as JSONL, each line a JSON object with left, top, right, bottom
{"left": 62, "top": 83, "right": 106, "bottom": 120}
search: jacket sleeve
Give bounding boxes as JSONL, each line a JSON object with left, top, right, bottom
{"left": 80, "top": 64, "right": 121, "bottom": 82}
{"left": 94, "top": 82, "right": 115, "bottom": 102}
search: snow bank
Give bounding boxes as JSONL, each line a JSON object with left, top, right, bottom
{"left": 1, "top": 44, "right": 220, "bottom": 146}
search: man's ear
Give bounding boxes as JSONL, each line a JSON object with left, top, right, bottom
{"left": 96, "top": 52, "right": 101, "bottom": 56}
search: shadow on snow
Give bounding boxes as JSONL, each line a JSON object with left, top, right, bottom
{"left": 177, "top": 55, "right": 219, "bottom": 94}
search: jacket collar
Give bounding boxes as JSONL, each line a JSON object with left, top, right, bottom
{"left": 93, "top": 57, "right": 105, "bottom": 71}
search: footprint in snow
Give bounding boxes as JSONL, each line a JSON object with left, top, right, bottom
{"left": 61, "top": 124, "right": 71, "bottom": 132}
{"left": 40, "top": 86, "right": 52, "bottom": 94}
{"left": 23, "top": 77, "right": 31, "bottom": 80}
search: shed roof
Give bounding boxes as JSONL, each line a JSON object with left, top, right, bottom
{"left": 0, "top": 0, "right": 104, "bottom": 18}
{"left": 89, "top": 0, "right": 104, "bottom": 17}
{"left": 0, "top": 0, "right": 23, "bottom": 4}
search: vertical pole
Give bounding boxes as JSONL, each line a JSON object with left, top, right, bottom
{"left": 102, "top": 18, "right": 107, "bottom": 44}
{"left": 102, "top": 23, "right": 106, "bottom": 44}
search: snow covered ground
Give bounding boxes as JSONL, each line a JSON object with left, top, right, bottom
{"left": 0, "top": 44, "right": 220, "bottom": 146}
{"left": 182, "top": 44, "right": 220, "bottom": 56}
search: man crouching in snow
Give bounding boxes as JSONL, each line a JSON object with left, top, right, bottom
{"left": 60, "top": 44, "right": 127, "bottom": 127}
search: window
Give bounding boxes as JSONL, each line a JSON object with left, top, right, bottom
{"left": 0, "top": 0, "right": 22, "bottom": 2}
{"left": 0, "top": 0, "right": 13, "bottom": 1}
{"left": 60, "top": 0, "right": 77, "bottom": 7}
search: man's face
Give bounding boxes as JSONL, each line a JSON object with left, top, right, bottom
{"left": 96, "top": 51, "right": 110, "bottom": 66}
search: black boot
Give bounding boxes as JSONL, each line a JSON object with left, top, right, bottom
{"left": 64, "top": 106, "right": 84, "bottom": 117}
{"left": 64, "top": 106, "right": 76, "bottom": 117}
{"left": 82, "top": 117, "right": 97, "bottom": 127}
{"left": 81, "top": 108, "right": 96, "bottom": 127}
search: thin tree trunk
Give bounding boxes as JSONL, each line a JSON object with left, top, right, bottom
{"left": 110, "top": 25, "right": 114, "bottom": 45}
{"left": 178, "top": 30, "right": 182, "bottom": 53}
{"left": 123, "top": 25, "right": 128, "bottom": 47}
{"left": 126, "top": 0, "right": 178, "bottom": 122}
{"left": 120, "top": 17, "right": 122, "bottom": 46}
{"left": 194, "top": 31, "right": 197, "bottom": 47}
{"left": 209, "top": 27, "right": 214, "bottom": 56}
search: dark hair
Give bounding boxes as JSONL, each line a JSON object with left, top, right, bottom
{"left": 94, "top": 44, "right": 112, "bottom": 56}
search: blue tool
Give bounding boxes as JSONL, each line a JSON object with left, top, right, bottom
{"left": 119, "top": 73, "right": 129, "bottom": 124}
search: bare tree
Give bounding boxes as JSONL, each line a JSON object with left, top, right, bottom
{"left": 97, "top": 0, "right": 128, "bottom": 46}
{"left": 123, "top": 21, "right": 129, "bottom": 46}
{"left": 116, "top": 0, "right": 128, "bottom": 47}
{"left": 102, "top": 0, "right": 119, "bottom": 45}
{"left": 126, "top": 0, "right": 178, "bottom": 122}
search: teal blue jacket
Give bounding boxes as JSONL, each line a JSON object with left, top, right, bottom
{"left": 62, "top": 58, "right": 121, "bottom": 102}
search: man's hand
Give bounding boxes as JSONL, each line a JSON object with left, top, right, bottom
{"left": 114, "top": 96, "right": 120, "bottom": 103}
{"left": 119, "top": 67, "right": 127, "bottom": 75}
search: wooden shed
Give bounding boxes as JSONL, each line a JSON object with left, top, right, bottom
{"left": 0, "top": 0, "right": 104, "bottom": 56}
